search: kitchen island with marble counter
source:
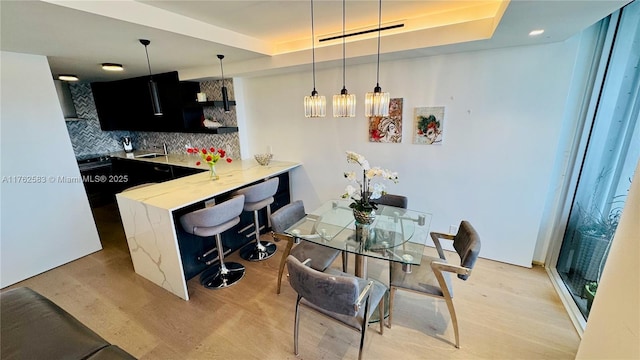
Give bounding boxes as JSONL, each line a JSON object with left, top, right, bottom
{"left": 115, "top": 154, "right": 301, "bottom": 300}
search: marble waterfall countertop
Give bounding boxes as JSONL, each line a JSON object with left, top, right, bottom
{"left": 112, "top": 150, "right": 301, "bottom": 300}
{"left": 112, "top": 151, "right": 301, "bottom": 211}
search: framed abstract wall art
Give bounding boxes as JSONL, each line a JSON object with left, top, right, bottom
{"left": 413, "top": 106, "right": 444, "bottom": 145}
{"left": 369, "top": 98, "right": 403, "bottom": 143}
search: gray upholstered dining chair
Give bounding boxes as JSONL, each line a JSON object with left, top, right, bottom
{"left": 286, "top": 255, "right": 386, "bottom": 360}
{"left": 270, "top": 200, "right": 341, "bottom": 294}
{"left": 388, "top": 220, "right": 481, "bottom": 348}
{"left": 373, "top": 193, "right": 408, "bottom": 209}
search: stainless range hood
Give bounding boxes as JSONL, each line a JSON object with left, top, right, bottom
{"left": 54, "top": 80, "right": 85, "bottom": 121}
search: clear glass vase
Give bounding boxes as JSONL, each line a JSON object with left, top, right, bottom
{"left": 209, "top": 164, "right": 219, "bottom": 180}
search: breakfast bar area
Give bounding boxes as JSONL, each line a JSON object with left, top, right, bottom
{"left": 115, "top": 156, "right": 301, "bottom": 300}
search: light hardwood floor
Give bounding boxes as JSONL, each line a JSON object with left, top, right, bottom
{"left": 5, "top": 204, "right": 580, "bottom": 359}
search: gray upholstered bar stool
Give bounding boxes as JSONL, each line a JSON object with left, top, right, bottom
{"left": 233, "top": 177, "right": 279, "bottom": 261}
{"left": 179, "top": 194, "right": 246, "bottom": 289}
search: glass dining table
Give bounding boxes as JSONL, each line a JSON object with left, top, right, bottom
{"left": 284, "top": 199, "right": 433, "bottom": 279}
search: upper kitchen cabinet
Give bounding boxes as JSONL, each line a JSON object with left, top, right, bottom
{"left": 92, "top": 71, "right": 198, "bottom": 132}
{"left": 92, "top": 72, "right": 237, "bottom": 134}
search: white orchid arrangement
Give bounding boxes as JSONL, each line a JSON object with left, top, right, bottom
{"left": 342, "top": 151, "right": 399, "bottom": 212}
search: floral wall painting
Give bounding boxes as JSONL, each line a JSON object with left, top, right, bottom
{"left": 369, "top": 98, "right": 403, "bottom": 143}
{"left": 414, "top": 106, "right": 444, "bottom": 145}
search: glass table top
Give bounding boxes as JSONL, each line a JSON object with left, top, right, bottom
{"left": 285, "top": 199, "right": 432, "bottom": 266}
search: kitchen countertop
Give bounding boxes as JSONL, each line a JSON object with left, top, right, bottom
{"left": 113, "top": 151, "right": 301, "bottom": 211}
{"left": 110, "top": 150, "right": 212, "bottom": 170}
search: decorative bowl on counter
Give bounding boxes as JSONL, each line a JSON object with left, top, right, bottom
{"left": 254, "top": 153, "right": 273, "bottom": 166}
{"left": 203, "top": 119, "right": 223, "bottom": 129}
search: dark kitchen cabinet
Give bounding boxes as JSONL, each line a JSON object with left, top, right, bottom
{"left": 111, "top": 158, "right": 204, "bottom": 193}
{"left": 92, "top": 72, "right": 239, "bottom": 134}
{"left": 171, "top": 164, "right": 206, "bottom": 178}
{"left": 92, "top": 73, "right": 239, "bottom": 134}
{"left": 79, "top": 162, "right": 114, "bottom": 208}
{"left": 92, "top": 72, "right": 199, "bottom": 132}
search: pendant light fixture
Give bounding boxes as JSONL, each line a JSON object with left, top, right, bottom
{"left": 304, "top": 0, "right": 326, "bottom": 118}
{"left": 364, "top": 0, "right": 390, "bottom": 117}
{"left": 217, "top": 54, "right": 231, "bottom": 113}
{"left": 333, "top": 0, "right": 356, "bottom": 117}
{"left": 139, "top": 39, "right": 163, "bottom": 116}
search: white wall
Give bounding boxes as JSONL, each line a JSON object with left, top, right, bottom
{"left": 576, "top": 159, "right": 640, "bottom": 358}
{"left": 237, "top": 37, "right": 589, "bottom": 267}
{"left": 0, "top": 51, "right": 102, "bottom": 287}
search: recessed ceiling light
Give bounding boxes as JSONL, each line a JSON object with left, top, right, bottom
{"left": 101, "top": 63, "right": 124, "bottom": 71}
{"left": 58, "top": 74, "right": 79, "bottom": 81}
{"left": 529, "top": 29, "right": 545, "bottom": 36}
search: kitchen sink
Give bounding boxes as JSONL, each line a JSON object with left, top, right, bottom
{"left": 135, "top": 153, "right": 165, "bottom": 158}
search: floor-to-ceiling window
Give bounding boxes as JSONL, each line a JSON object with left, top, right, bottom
{"left": 554, "top": 0, "right": 639, "bottom": 322}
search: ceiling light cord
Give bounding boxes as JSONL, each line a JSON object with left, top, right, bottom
{"left": 364, "top": 0, "right": 389, "bottom": 117}
{"left": 219, "top": 55, "right": 225, "bottom": 85}
{"left": 341, "top": 0, "right": 346, "bottom": 91}
{"left": 304, "top": 0, "right": 325, "bottom": 117}
{"left": 311, "top": 0, "right": 317, "bottom": 95}
{"left": 332, "top": 0, "right": 355, "bottom": 117}
{"left": 375, "top": 0, "right": 382, "bottom": 91}
{"left": 144, "top": 45, "right": 153, "bottom": 79}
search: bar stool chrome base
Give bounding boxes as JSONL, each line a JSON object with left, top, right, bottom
{"left": 180, "top": 195, "right": 247, "bottom": 290}
{"left": 240, "top": 241, "right": 277, "bottom": 261}
{"left": 200, "top": 262, "right": 246, "bottom": 289}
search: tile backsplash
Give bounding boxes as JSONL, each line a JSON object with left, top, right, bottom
{"left": 66, "top": 80, "right": 240, "bottom": 159}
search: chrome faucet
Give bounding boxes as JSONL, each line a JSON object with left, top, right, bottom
{"left": 152, "top": 143, "right": 168, "bottom": 156}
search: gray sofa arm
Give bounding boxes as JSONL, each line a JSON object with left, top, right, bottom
{"left": 0, "top": 287, "right": 135, "bottom": 360}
